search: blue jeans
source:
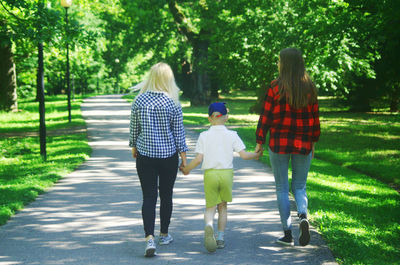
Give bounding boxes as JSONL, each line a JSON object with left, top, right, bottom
{"left": 269, "top": 148, "right": 312, "bottom": 231}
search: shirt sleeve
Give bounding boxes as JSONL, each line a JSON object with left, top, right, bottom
{"left": 195, "top": 133, "right": 204, "bottom": 154}
{"left": 129, "top": 103, "right": 140, "bottom": 147}
{"left": 233, "top": 132, "right": 246, "bottom": 153}
{"left": 171, "top": 105, "right": 189, "bottom": 153}
{"left": 311, "top": 101, "right": 320, "bottom": 142}
{"left": 256, "top": 84, "right": 275, "bottom": 144}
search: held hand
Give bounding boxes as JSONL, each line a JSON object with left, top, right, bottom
{"left": 182, "top": 160, "right": 187, "bottom": 168}
{"left": 255, "top": 150, "right": 262, "bottom": 160}
{"left": 179, "top": 152, "right": 187, "bottom": 170}
{"left": 180, "top": 166, "right": 190, "bottom": 175}
{"left": 255, "top": 144, "right": 264, "bottom": 158}
{"left": 132, "top": 147, "right": 138, "bottom": 159}
{"left": 179, "top": 160, "right": 187, "bottom": 170}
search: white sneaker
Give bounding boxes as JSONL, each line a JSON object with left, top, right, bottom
{"left": 204, "top": 225, "right": 217, "bottom": 252}
{"left": 159, "top": 234, "right": 173, "bottom": 245}
{"left": 144, "top": 238, "right": 156, "bottom": 257}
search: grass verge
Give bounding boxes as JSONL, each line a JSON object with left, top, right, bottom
{"left": 236, "top": 126, "right": 400, "bottom": 265}
{"left": 0, "top": 95, "right": 91, "bottom": 225}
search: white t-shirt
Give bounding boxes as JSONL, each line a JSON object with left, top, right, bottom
{"left": 195, "top": 125, "right": 246, "bottom": 170}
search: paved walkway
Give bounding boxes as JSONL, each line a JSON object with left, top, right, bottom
{"left": 0, "top": 95, "right": 337, "bottom": 265}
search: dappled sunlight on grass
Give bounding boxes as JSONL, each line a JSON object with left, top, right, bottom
{"left": 303, "top": 158, "right": 400, "bottom": 264}
{"left": 0, "top": 132, "right": 91, "bottom": 225}
{"left": 317, "top": 115, "right": 400, "bottom": 185}
{"left": 0, "top": 96, "right": 85, "bottom": 133}
{"left": 180, "top": 90, "right": 260, "bottom": 126}
{"left": 219, "top": 93, "right": 257, "bottom": 101}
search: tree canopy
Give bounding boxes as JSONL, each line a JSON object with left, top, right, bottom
{"left": 1, "top": 0, "right": 399, "bottom": 111}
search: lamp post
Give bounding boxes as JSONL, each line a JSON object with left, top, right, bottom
{"left": 115, "top": 58, "right": 120, "bottom": 94}
{"left": 61, "top": 0, "right": 72, "bottom": 122}
{"left": 38, "top": 1, "right": 46, "bottom": 160}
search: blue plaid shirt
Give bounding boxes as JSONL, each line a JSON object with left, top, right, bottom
{"left": 129, "top": 91, "right": 188, "bottom": 158}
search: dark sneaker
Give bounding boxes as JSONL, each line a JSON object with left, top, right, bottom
{"left": 204, "top": 225, "right": 217, "bottom": 252}
{"left": 144, "top": 238, "right": 157, "bottom": 257}
{"left": 276, "top": 230, "right": 294, "bottom": 246}
{"left": 216, "top": 240, "right": 225, "bottom": 249}
{"left": 159, "top": 234, "right": 173, "bottom": 245}
{"left": 299, "top": 218, "right": 310, "bottom": 246}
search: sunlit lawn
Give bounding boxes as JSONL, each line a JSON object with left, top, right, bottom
{"left": 0, "top": 95, "right": 86, "bottom": 133}
{"left": 171, "top": 90, "right": 400, "bottom": 265}
{"left": 0, "top": 95, "right": 91, "bottom": 225}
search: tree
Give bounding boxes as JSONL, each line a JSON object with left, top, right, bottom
{"left": 0, "top": 18, "right": 17, "bottom": 111}
{"left": 166, "top": 0, "right": 213, "bottom": 105}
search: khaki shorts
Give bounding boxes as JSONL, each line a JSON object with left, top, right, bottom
{"left": 204, "top": 169, "right": 234, "bottom": 208}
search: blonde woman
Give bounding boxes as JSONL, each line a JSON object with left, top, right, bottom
{"left": 129, "top": 62, "right": 188, "bottom": 257}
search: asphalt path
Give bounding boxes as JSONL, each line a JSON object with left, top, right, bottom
{"left": 0, "top": 95, "right": 337, "bottom": 265}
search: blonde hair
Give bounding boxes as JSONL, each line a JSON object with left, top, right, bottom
{"left": 137, "top": 62, "right": 180, "bottom": 105}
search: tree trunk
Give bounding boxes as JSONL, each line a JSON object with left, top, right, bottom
{"left": 0, "top": 27, "right": 18, "bottom": 112}
{"left": 389, "top": 84, "right": 399, "bottom": 112}
{"left": 191, "top": 35, "right": 211, "bottom": 106}
{"left": 179, "top": 59, "right": 193, "bottom": 98}
{"left": 167, "top": 0, "right": 212, "bottom": 106}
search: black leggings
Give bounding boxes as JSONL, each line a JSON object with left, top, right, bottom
{"left": 136, "top": 152, "right": 178, "bottom": 237}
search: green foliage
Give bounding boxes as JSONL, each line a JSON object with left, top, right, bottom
{"left": 1, "top": 0, "right": 136, "bottom": 100}
{"left": 2, "top": 0, "right": 399, "bottom": 110}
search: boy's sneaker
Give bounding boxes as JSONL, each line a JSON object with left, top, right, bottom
{"left": 276, "top": 230, "right": 294, "bottom": 246}
{"left": 299, "top": 216, "right": 310, "bottom": 246}
{"left": 204, "top": 225, "right": 217, "bottom": 252}
{"left": 216, "top": 240, "right": 225, "bottom": 249}
{"left": 144, "top": 238, "right": 157, "bottom": 257}
{"left": 159, "top": 234, "right": 173, "bottom": 245}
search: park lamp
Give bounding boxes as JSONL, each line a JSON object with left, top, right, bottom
{"left": 61, "top": 0, "right": 73, "bottom": 122}
{"left": 60, "top": 0, "right": 72, "bottom": 8}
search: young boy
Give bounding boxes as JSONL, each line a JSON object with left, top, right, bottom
{"left": 181, "top": 102, "right": 261, "bottom": 252}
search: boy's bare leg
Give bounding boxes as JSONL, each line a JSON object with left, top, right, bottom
{"left": 217, "top": 202, "right": 227, "bottom": 232}
{"left": 216, "top": 202, "right": 227, "bottom": 248}
{"left": 204, "top": 206, "right": 217, "bottom": 226}
{"left": 204, "top": 206, "right": 218, "bottom": 252}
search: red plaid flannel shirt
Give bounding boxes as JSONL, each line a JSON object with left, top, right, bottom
{"left": 256, "top": 80, "right": 320, "bottom": 155}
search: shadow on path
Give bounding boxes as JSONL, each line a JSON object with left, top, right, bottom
{"left": 0, "top": 95, "right": 337, "bottom": 265}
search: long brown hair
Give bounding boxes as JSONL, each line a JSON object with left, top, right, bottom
{"left": 278, "top": 48, "right": 317, "bottom": 108}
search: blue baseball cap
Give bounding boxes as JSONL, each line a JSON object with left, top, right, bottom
{"left": 208, "top": 102, "right": 227, "bottom": 117}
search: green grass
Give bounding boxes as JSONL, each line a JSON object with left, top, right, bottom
{"left": 0, "top": 95, "right": 86, "bottom": 133}
{"left": 317, "top": 112, "right": 400, "bottom": 186}
{"left": 182, "top": 91, "right": 259, "bottom": 126}
{"left": 0, "top": 95, "right": 91, "bottom": 225}
{"left": 307, "top": 160, "right": 400, "bottom": 265}
{"left": 179, "top": 90, "right": 400, "bottom": 265}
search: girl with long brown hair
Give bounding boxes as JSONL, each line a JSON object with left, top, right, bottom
{"left": 255, "top": 48, "right": 320, "bottom": 246}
